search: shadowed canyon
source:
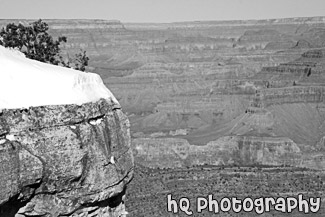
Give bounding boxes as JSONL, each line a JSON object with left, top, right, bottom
{"left": 2, "top": 17, "right": 325, "bottom": 216}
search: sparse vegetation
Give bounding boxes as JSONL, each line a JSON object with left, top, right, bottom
{"left": 0, "top": 19, "right": 89, "bottom": 71}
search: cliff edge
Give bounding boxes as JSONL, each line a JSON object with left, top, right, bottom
{"left": 0, "top": 46, "right": 134, "bottom": 217}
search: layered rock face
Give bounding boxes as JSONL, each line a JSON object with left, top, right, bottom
{"left": 0, "top": 100, "right": 133, "bottom": 217}
{"left": 133, "top": 136, "right": 301, "bottom": 168}
{"left": 0, "top": 47, "right": 133, "bottom": 217}
{"left": 120, "top": 19, "right": 325, "bottom": 216}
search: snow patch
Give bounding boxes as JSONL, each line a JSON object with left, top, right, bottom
{"left": 110, "top": 156, "right": 116, "bottom": 164}
{"left": 0, "top": 45, "right": 119, "bottom": 109}
{"left": 5, "top": 134, "right": 15, "bottom": 141}
{"left": 89, "top": 118, "right": 103, "bottom": 126}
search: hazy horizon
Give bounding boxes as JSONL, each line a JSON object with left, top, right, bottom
{"left": 0, "top": 0, "right": 324, "bottom": 23}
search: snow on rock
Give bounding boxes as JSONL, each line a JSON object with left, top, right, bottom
{"left": 0, "top": 46, "right": 133, "bottom": 216}
{"left": 0, "top": 45, "right": 119, "bottom": 109}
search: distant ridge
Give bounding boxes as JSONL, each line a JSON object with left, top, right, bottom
{"left": 1, "top": 16, "right": 325, "bottom": 25}
{"left": 0, "top": 19, "right": 126, "bottom": 30}
{"left": 123, "top": 16, "right": 325, "bottom": 30}
{"left": 169, "top": 16, "right": 325, "bottom": 24}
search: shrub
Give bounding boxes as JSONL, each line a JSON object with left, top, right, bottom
{"left": 0, "top": 19, "right": 89, "bottom": 71}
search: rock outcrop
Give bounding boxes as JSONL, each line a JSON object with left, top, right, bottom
{"left": 0, "top": 100, "right": 133, "bottom": 217}
{"left": 0, "top": 47, "right": 134, "bottom": 217}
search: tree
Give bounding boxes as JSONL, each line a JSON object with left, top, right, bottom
{"left": 0, "top": 19, "right": 89, "bottom": 71}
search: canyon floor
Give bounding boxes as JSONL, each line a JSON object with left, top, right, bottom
{"left": 2, "top": 17, "right": 325, "bottom": 216}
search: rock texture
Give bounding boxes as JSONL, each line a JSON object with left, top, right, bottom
{"left": 133, "top": 136, "right": 301, "bottom": 168}
{"left": 0, "top": 99, "right": 133, "bottom": 217}
{"left": 127, "top": 164, "right": 325, "bottom": 217}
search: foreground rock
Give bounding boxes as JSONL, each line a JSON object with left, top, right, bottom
{"left": 0, "top": 99, "right": 133, "bottom": 217}
{"left": 0, "top": 46, "right": 133, "bottom": 217}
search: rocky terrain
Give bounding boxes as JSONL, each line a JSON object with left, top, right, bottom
{"left": 2, "top": 17, "right": 325, "bottom": 216}
{"left": 0, "top": 100, "right": 133, "bottom": 217}
{"left": 0, "top": 46, "right": 133, "bottom": 216}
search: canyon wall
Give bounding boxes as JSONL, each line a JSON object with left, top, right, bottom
{"left": 133, "top": 136, "right": 302, "bottom": 168}
{"left": 252, "top": 86, "right": 325, "bottom": 107}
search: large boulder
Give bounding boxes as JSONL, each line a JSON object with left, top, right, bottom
{"left": 0, "top": 46, "right": 133, "bottom": 216}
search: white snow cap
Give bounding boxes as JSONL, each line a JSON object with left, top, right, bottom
{"left": 0, "top": 45, "right": 119, "bottom": 109}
